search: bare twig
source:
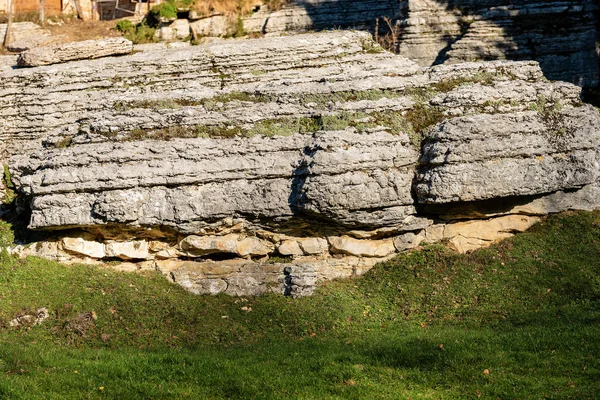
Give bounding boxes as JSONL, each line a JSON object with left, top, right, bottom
{"left": 3, "top": 0, "right": 14, "bottom": 47}
{"left": 39, "top": 0, "right": 46, "bottom": 24}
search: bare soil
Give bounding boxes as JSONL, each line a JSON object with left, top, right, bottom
{"left": 45, "top": 19, "right": 123, "bottom": 43}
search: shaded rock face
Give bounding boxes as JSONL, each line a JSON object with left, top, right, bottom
{"left": 240, "top": 0, "right": 600, "bottom": 87}
{"left": 398, "top": 0, "right": 599, "bottom": 87}
{"left": 3, "top": 31, "right": 600, "bottom": 297}
{"left": 243, "top": 0, "right": 404, "bottom": 35}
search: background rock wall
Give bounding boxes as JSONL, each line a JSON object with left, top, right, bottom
{"left": 239, "top": 0, "right": 600, "bottom": 87}
{"left": 398, "top": 0, "right": 599, "bottom": 87}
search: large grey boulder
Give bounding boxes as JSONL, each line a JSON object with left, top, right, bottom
{"left": 12, "top": 130, "right": 426, "bottom": 233}
{"left": 7, "top": 31, "right": 600, "bottom": 237}
{"left": 416, "top": 107, "right": 600, "bottom": 203}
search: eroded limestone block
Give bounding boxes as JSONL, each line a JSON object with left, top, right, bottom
{"left": 61, "top": 236, "right": 105, "bottom": 259}
{"left": 278, "top": 237, "right": 329, "bottom": 256}
{"left": 393, "top": 231, "right": 424, "bottom": 252}
{"left": 105, "top": 240, "right": 149, "bottom": 260}
{"left": 397, "top": 0, "right": 599, "bottom": 87}
{"left": 180, "top": 234, "right": 274, "bottom": 258}
{"left": 427, "top": 215, "right": 541, "bottom": 253}
{"left": 278, "top": 240, "right": 303, "bottom": 256}
{"left": 17, "top": 38, "right": 133, "bottom": 67}
{"left": 190, "top": 16, "right": 231, "bottom": 37}
{"left": 416, "top": 107, "right": 600, "bottom": 204}
{"left": 170, "top": 19, "right": 191, "bottom": 39}
{"left": 328, "top": 236, "right": 396, "bottom": 258}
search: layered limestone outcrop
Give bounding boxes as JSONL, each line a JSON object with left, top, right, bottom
{"left": 17, "top": 38, "right": 134, "bottom": 67}
{"left": 242, "top": 0, "right": 403, "bottom": 35}
{"left": 229, "top": 0, "right": 600, "bottom": 88}
{"left": 398, "top": 0, "right": 599, "bottom": 87}
{"left": 2, "top": 31, "right": 600, "bottom": 296}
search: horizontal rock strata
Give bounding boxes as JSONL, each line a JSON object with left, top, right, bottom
{"left": 17, "top": 38, "right": 134, "bottom": 67}
{"left": 243, "top": 0, "right": 403, "bottom": 35}
{"left": 398, "top": 0, "right": 599, "bottom": 87}
{"left": 416, "top": 107, "right": 600, "bottom": 203}
{"left": 4, "top": 31, "right": 600, "bottom": 296}
{"left": 0, "top": 22, "right": 52, "bottom": 47}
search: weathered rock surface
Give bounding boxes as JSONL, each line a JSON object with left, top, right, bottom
{"left": 190, "top": 15, "right": 231, "bottom": 37}
{"left": 17, "top": 38, "right": 133, "bottom": 67}
{"left": 7, "top": 35, "right": 55, "bottom": 52}
{"left": 0, "top": 22, "right": 52, "bottom": 46}
{"left": 180, "top": 234, "right": 274, "bottom": 258}
{"left": 426, "top": 215, "right": 541, "bottom": 253}
{"left": 397, "top": 0, "right": 599, "bottom": 87}
{"left": 3, "top": 31, "right": 600, "bottom": 297}
{"left": 243, "top": 0, "right": 403, "bottom": 35}
{"left": 149, "top": 0, "right": 599, "bottom": 87}
{"left": 416, "top": 107, "right": 600, "bottom": 203}
{"left": 328, "top": 236, "right": 396, "bottom": 258}
{"left": 165, "top": 255, "right": 390, "bottom": 297}
{"left": 11, "top": 130, "right": 426, "bottom": 232}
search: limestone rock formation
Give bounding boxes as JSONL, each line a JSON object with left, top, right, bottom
{"left": 0, "top": 22, "right": 52, "bottom": 47}
{"left": 17, "top": 38, "right": 133, "bottom": 67}
{"left": 242, "top": 0, "right": 403, "bottom": 35}
{"left": 398, "top": 0, "right": 599, "bottom": 87}
{"left": 416, "top": 108, "right": 600, "bottom": 203}
{"left": 147, "top": 0, "right": 599, "bottom": 88}
{"left": 3, "top": 31, "right": 600, "bottom": 297}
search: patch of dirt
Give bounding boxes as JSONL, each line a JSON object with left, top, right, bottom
{"left": 45, "top": 19, "right": 123, "bottom": 44}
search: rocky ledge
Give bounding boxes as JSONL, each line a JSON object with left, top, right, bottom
{"left": 2, "top": 31, "right": 600, "bottom": 296}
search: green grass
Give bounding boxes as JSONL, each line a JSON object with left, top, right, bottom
{"left": 2, "top": 165, "right": 16, "bottom": 205}
{"left": 115, "top": 20, "right": 158, "bottom": 45}
{"left": 0, "top": 211, "right": 598, "bottom": 398}
{"left": 98, "top": 110, "right": 438, "bottom": 146}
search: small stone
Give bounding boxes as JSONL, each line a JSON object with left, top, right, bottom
{"left": 105, "top": 240, "right": 149, "bottom": 260}
{"left": 393, "top": 231, "right": 424, "bottom": 252}
{"left": 328, "top": 236, "right": 396, "bottom": 258}
{"left": 180, "top": 234, "right": 238, "bottom": 256}
{"left": 278, "top": 240, "right": 303, "bottom": 256}
{"left": 61, "top": 236, "right": 105, "bottom": 259}
{"left": 236, "top": 237, "right": 274, "bottom": 257}
{"left": 298, "top": 237, "right": 329, "bottom": 255}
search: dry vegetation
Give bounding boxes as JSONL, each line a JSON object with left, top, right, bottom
{"left": 191, "top": 0, "right": 288, "bottom": 16}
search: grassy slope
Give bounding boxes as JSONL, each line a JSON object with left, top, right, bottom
{"left": 0, "top": 211, "right": 598, "bottom": 399}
